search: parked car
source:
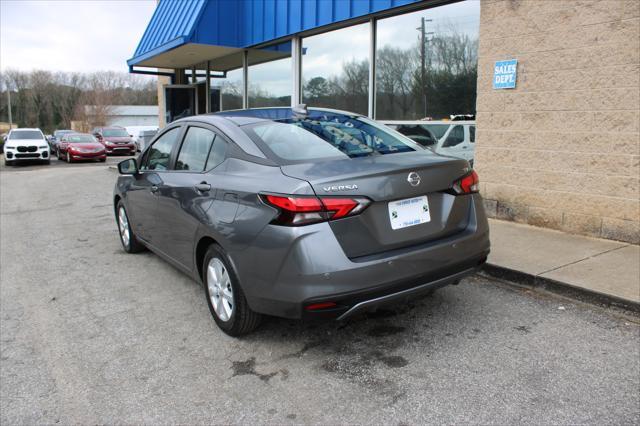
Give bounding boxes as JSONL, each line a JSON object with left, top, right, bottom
{"left": 50, "top": 129, "right": 74, "bottom": 152}
{"left": 125, "top": 126, "right": 159, "bottom": 152}
{"left": 114, "top": 107, "right": 490, "bottom": 336}
{"left": 383, "top": 121, "right": 476, "bottom": 166}
{"left": 92, "top": 126, "right": 136, "bottom": 156}
{"left": 57, "top": 133, "right": 106, "bottom": 163}
{"left": 3, "top": 128, "right": 50, "bottom": 166}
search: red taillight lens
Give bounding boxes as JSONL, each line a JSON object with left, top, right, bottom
{"left": 321, "top": 198, "right": 359, "bottom": 219}
{"left": 262, "top": 194, "right": 371, "bottom": 226}
{"left": 452, "top": 170, "right": 479, "bottom": 195}
{"left": 264, "top": 195, "right": 323, "bottom": 212}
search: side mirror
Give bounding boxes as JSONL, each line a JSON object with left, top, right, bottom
{"left": 118, "top": 158, "right": 138, "bottom": 175}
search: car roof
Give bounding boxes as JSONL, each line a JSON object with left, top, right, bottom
{"left": 11, "top": 128, "right": 42, "bottom": 132}
{"left": 382, "top": 120, "right": 475, "bottom": 125}
{"left": 208, "top": 107, "right": 363, "bottom": 126}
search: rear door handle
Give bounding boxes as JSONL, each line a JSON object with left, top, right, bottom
{"left": 150, "top": 185, "right": 159, "bottom": 193}
{"left": 195, "top": 182, "right": 211, "bottom": 192}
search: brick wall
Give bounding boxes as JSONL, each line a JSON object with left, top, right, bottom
{"left": 475, "top": 0, "right": 640, "bottom": 244}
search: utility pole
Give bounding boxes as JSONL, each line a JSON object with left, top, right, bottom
{"left": 7, "top": 86, "right": 12, "bottom": 128}
{"left": 417, "top": 17, "right": 433, "bottom": 119}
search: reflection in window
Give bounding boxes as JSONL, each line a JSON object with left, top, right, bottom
{"left": 249, "top": 42, "right": 292, "bottom": 108}
{"left": 211, "top": 68, "right": 243, "bottom": 111}
{"left": 302, "top": 23, "right": 369, "bottom": 116}
{"left": 143, "top": 127, "right": 180, "bottom": 171}
{"left": 176, "top": 127, "right": 216, "bottom": 172}
{"left": 375, "top": 1, "right": 479, "bottom": 120}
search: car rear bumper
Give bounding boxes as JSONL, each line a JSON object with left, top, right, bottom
{"left": 235, "top": 194, "right": 490, "bottom": 319}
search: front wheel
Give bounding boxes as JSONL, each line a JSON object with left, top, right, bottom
{"left": 116, "top": 202, "right": 145, "bottom": 253}
{"left": 203, "top": 245, "right": 261, "bottom": 336}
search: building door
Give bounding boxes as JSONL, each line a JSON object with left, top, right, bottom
{"left": 164, "top": 85, "right": 195, "bottom": 123}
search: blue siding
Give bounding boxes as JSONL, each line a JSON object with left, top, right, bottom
{"left": 129, "top": 0, "right": 424, "bottom": 66}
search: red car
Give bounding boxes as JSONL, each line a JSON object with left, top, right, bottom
{"left": 92, "top": 126, "right": 137, "bottom": 155}
{"left": 57, "top": 133, "right": 107, "bottom": 163}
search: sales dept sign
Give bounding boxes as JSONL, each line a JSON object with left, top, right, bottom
{"left": 493, "top": 59, "right": 517, "bottom": 89}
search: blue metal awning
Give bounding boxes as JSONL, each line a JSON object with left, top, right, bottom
{"left": 128, "top": 0, "right": 425, "bottom": 70}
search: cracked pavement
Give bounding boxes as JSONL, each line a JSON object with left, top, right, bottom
{"left": 1, "top": 158, "right": 639, "bottom": 424}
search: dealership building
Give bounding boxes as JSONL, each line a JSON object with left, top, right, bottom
{"left": 129, "top": 0, "right": 639, "bottom": 243}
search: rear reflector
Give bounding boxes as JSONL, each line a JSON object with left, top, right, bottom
{"left": 261, "top": 194, "right": 371, "bottom": 226}
{"left": 451, "top": 170, "right": 479, "bottom": 195}
{"left": 305, "top": 302, "right": 338, "bottom": 311}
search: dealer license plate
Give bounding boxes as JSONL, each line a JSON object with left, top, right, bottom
{"left": 388, "top": 196, "right": 431, "bottom": 230}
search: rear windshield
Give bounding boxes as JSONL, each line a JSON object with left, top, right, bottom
{"left": 421, "top": 124, "right": 450, "bottom": 140}
{"left": 243, "top": 112, "right": 421, "bottom": 163}
{"left": 54, "top": 130, "right": 73, "bottom": 137}
{"left": 103, "top": 129, "right": 129, "bottom": 137}
{"left": 66, "top": 134, "right": 96, "bottom": 143}
{"left": 9, "top": 130, "right": 43, "bottom": 140}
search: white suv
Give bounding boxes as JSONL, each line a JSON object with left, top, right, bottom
{"left": 383, "top": 120, "right": 476, "bottom": 166}
{"left": 3, "top": 128, "right": 51, "bottom": 166}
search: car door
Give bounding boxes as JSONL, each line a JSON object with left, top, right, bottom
{"left": 154, "top": 124, "right": 228, "bottom": 269}
{"left": 126, "top": 126, "right": 183, "bottom": 243}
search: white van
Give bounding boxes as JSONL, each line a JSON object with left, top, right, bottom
{"left": 383, "top": 120, "right": 476, "bottom": 166}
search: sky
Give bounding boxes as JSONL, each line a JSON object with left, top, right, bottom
{"left": 0, "top": 0, "right": 157, "bottom": 73}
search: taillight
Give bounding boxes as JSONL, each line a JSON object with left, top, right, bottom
{"left": 451, "top": 170, "right": 479, "bottom": 195}
{"left": 262, "top": 194, "right": 371, "bottom": 226}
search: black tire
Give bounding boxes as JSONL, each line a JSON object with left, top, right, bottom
{"left": 203, "top": 244, "right": 261, "bottom": 336}
{"left": 115, "top": 201, "right": 146, "bottom": 253}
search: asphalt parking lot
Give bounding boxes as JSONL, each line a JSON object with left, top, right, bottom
{"left": 1, "top": 156, "right": 639, "bottom": 424}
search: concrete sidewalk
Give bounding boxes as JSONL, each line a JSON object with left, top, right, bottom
{"left": 484, "top": 219, "right": 640, "bottom": 310}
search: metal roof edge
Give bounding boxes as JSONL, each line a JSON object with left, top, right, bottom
{"left": 126, "top": 36, "right": 188, "bottom": 67}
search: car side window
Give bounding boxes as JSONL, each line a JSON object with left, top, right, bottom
{"left": 175, "top": 127, "right": 216, "bottom": 172}
{"left": 469, "top": 126, "right": 475, "bottom": 143}
{"left": 141, "top": 127, "right": 180, "bottom": 171}
{"left": 442, "top": 125, "right": 464, "bottom": 148}
{"left": 205, "top": 136, "right": 227, "bottom": 170}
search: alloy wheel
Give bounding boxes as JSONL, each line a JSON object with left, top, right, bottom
{"left": 207, "top": 257, "right": 234, "bottom": 322}
{"left": 118, "top": 207, "right": 130, "bottom": 248}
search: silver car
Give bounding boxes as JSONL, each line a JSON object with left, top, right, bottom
{"left": 114, "top": 107, "right": 490, "bottom": 336}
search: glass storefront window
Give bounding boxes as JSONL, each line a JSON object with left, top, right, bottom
{"left": 248, "top": 42, "right": 292, "bottom": 108}
{"left": 211, "top": 68, "right": 243, "bottom": 111}
{"left": 302, "top": 23, "right": 369, "bottom": 116}
{"left": 375, "top": 1, "right": 479, "bottom": 120}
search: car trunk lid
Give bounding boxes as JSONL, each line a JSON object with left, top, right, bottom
{"left": 280, "top": 151, "right": 474, "bottom": 258}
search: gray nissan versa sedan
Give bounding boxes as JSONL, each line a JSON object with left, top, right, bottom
{"left": 114, "top": 106, "right": 490, "bottom": 336}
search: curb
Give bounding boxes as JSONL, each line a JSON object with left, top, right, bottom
{"left": 481, "top": 263, "right": 640, "bottom": 314}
